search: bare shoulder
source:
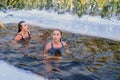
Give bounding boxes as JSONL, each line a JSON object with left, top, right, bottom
{"left": 45, "top": 42, "right": 52, "bottom": 50}
{"left": 14, "top": 33, "right": 22, "bottom": 41}
{"left": 61, "top": 41, "right": 67, "bottom": 47}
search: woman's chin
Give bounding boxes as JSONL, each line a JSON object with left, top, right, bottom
{"left": 25, "top": 30, "right": 29, "bottom": 32}
{"left": 53, "top": 40, "right": 59, "bottom": 42}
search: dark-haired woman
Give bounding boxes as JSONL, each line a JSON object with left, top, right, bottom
{"left": 43, "top": 29, "right": 70, "bottom": 58}
{"left": 9, "top": 21, "right": 30, "bottom": 47}
{"left": 14, "top": 21, "right": 30, "bottom": 43}
{"left": 43, "top": 29, "right": 71, "bottom": 73}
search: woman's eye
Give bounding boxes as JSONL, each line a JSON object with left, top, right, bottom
{"left": 57, "top": 34, "right": 59, "bottom": 36}
{"left": 23, "top": 24, "right": 27, "bottom": 26}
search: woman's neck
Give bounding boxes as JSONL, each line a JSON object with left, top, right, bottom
{"left": 21, "top": 30, "right": 27, "bottom": 34}
{"left": 53, "top": 41, "right": 60, "bottom": 45}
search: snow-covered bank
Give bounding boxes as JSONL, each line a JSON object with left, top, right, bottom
{"left": 0, "top": 60, "right": 45, "bottom": 80}
{"left": 0, "top": 9, "right": 120, "bottom": 41}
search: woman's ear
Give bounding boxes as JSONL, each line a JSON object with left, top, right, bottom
{"left": 20, "top": 26, "right": 22, "bottom": 30}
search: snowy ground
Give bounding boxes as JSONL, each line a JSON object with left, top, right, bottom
{"left": 0, "top": 9, "right": 120, "bottom": 41}
{"left": 0, "top": 61, "right": 46, "bottom": 80}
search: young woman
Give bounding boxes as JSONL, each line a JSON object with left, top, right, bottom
{"left": 43, "top": 29, "right": 71, "bottom": 73}
{"left": 43, "top": 29, "right": 70, "bottom": 58}
{"left": 9, "top": 21, "right": 30, "bottom": 47}
{"left": 14, "top": 21, "right": 31, "bottom": 44}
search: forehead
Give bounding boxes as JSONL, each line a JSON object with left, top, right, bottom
{"left": 53, "top": 30, "right": 61, "bottom": 34}
{"left": 21, "top": 22, "right": 27, "bottom": 25}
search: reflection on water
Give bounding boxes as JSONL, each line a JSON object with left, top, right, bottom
{"left": 0, "top": 24, "right": 120, "bottom": 80}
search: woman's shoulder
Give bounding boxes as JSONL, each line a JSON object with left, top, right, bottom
{"left": 45, "top": 42, "right": 52, "bottom": 50}
{"left": 14, "top": 32, "right": 22, "bottom": 41}
{"left": 61, "top": 41, "right": 67, "bottom": 46}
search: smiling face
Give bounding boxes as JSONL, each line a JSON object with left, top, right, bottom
{"left": 21, "top": 22, "right": 29, "bottom": 32}
{"left": 52, "top": 30, "right": 62, "bottom": 43}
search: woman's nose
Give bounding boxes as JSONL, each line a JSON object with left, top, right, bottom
{"left": 26, "top": 25, "right": 28, "bottom": 28}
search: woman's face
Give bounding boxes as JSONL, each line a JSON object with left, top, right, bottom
{"left": 52, "top": 30, "right": 62, "bottom": 43}
{"left": 21, "top": 22, "right": 29, "bottom": 32}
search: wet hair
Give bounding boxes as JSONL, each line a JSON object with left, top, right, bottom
{"left": 53, "top": 29, "right": 62, "bottom": 41}
{"left": 17, "top": 21, "right": 31, "bottom": 39}
{"left": 54, "top": 29, "right": 62, "bottom": 36}
{"left": 17, "top": 21, "right": 25, "bottom": 33}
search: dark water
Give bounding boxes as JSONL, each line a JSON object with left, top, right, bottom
{"left": 0, "top": 23, "right": 120, "bottom": 80}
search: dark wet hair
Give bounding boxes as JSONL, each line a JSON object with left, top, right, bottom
{"left": 53, "top": 29, "right": 62, "bottom": 41}
{"left": 18, "top": 21, "right": 25, "bottom": 33}
{"left": 54, "top": 29, "right": 62, "bottom": 36}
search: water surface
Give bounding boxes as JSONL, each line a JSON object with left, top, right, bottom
{"left": 0, "top": 24, "right": 120, "bottom": 80}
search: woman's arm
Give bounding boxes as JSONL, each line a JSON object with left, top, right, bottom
{"left": 42, "top": 42, "right": 51, "bottom": 57}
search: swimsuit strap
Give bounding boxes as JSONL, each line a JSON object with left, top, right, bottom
{"left": 51, "top": 42, "right": 54, "bottom": 49}
{"left": 17, "top": 31, "right": 30, "bottom": 40}
{"left": 50, "top": 42, "right": 55, "bottom": 54}
{"left": 51, "top": 42, "right": 64, "bottom": 49}
{"left": 61, "top": 41, "right": 64, "bottom": 48}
